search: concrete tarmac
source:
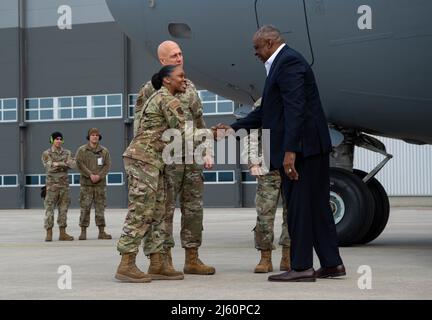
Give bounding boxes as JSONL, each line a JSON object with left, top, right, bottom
{"left": 0, "top": 207, "right": 431, "bottom": 300}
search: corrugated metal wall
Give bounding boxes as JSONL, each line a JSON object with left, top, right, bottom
{"left": 354, "top": 137, "right": 432, "bottom": 196}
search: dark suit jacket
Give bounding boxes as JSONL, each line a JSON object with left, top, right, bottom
{"left": 231, "top": 45, "right": 332, "bottom": 169}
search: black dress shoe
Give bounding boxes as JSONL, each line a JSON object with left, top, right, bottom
{"left": 268, "top": 268, "right": 316, "bottom": 282}
{"left": 316, "top": 264, "right": 346, "bottom": 278}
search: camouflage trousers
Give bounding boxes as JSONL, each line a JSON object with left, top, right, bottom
{"left": 44, "top": 186, "right": 71, "bottom": 230}
{"left": 79, "top": 185, "right": 107, "bottom": 227}
{"left": 254, "top": 170, "right": 291, "bottom": 251}
{"left": 117, "top": 158, "right": 167, "bottom": 256}
{"left": 161, "top": 163, "right": 204, "bottom": 249}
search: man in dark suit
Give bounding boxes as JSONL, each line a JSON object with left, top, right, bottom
{"left": 215, "top": 25, "right": 345, "bottom": 282}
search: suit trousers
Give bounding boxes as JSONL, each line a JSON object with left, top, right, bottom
{"left": 280, "top": 153, "right": 343, "bottom": 270}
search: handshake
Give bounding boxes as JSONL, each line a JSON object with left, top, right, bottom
{"left": 211, "top": 123, "right": 235, "bottom": 140}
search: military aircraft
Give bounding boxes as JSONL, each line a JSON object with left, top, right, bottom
{"left": 105, "top": 0, "right": 432, "bottom": 246}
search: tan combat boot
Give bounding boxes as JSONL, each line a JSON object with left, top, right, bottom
{"left": 254, "top": 250, "right": 273, "bottom": 273}
{"left": 98, "top": 226, "right": 112, "bottom": 240}
{"left": 280, "top": 246, "right": 291, "bottom": 271}
{"left": 148, "top": 252, "right": 184, "bottom": 280}
{"left": 59, "top": 227, "right": 74, "bottom": 241}
{"left": 165, "top": 248, "right": 183, "bottom": 274}
{"left": 184, "top": 248, "right": 216, "bottom": 275}
{"left": 79, "top": 227, "right": 86, "bottom": 240}
{"left": 45, "top": 228, "right": 52, "bottom": 242}
{"left": 115, "top": 253, "right": 152, "bottom": 283}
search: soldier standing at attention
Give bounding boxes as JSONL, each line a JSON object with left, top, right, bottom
{"left": 136, "top": 40, "right": 215, "bottom": 276}
{"left": 240, "top": 99, "right": 291, "bottom": 273}
{"left": 115, "top": 65, "right": 188, "bottom": 283}
{"left": 41, "top": 132, "right": 75, "bottom": 242}
{"left": 75, "top": 128, "right": 112, "bottom": 240}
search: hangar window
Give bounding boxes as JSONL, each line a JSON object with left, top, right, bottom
{"left": 128, "top": 94, "right": 138, "bottom": 118}
{"left": 241, "top": 170, "right": 257, "bottom": 184}
{"left": 198, "top": 91, "right": 234, "bottom": 115}
{"left": 0, "top": 98, "right": 18, "bottom": 122}
{"left": 107, "top": 173, "right": 124, "bottom": 185}
{"left": 24, "top": 94, "right": 123, "bottom": 122}
{"left": 26, "top": 175, "right": 42, "bottom": 186}
{"left": 203, "top": 170, "right": 235, "bottom": 184}
{"left": 24, "top": 173, "right": 124, "bottom": 187}
{"left": 68, "top": 174, "right": 81, "bottom": 186}
{"left": 91, "top": 94, "right": 122, "bottom": 119}
{"left": 0, "top": 175, "right": 18, "bottom": 187}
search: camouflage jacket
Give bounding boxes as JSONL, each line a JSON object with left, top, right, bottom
{"left": 134, "top": 78, "right": 206, "bottom": 136}
{"left": 134, "top": 79, "right": 214, "bottom": 162}
{"left": 75, "top": 143, "right": 111, "bottom": 186}
{"left": 240, "top": 98, "right": 266, "bottom": 170}
{"left": 41, "top": 146, "right": 76, "bottom": 189}
{"left": 123, "top": 86, "right": 187, "bottom": 170}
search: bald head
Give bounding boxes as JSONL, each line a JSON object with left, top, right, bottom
{"left": 157, "top": 40, "right": 184, "bottom": 66}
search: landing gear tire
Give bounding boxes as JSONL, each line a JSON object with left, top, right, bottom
{"left": 353, "top": 169, "right": 390, "bottom": 244}
{"left": 330, "top": 168, "right": 375, "bottom": 246}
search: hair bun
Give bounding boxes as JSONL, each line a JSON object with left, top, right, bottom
{"left": 151, "top": 73, "right": 163, "bottom": 90}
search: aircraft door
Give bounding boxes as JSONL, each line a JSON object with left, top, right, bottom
{"left": 256, "top": 0, "right": 313, "bottom": 64}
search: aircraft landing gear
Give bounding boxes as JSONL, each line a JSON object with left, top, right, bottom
{"left": 330, "top": 167, "right": 374, "bottom": 246}
{"left": 329, "top": 128, "right": 392, "bottom": 246}
{"left": 353, "top": 169, "right": 390, "bottom": 244}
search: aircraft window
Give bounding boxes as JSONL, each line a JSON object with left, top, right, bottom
{"left": 168, "top": 23, "right": 191, "bottom": 39}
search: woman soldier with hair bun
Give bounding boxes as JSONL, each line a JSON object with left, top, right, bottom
{"left": 115, "top": 65, "right": 188, "bottom": 283}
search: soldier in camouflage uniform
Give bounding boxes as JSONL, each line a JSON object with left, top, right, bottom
{"left": 115, "top": 65, "right": 188, "bottom": 283}
{"left": 75, "top": 128, "right": 112, "bottom": 241}
{"left": 41, "top": 132, "right": 75, "bottom": 242}
{"left": 137, "top": 40, "right": 215, "bottom": 275}
{"left": 240, "top": 99, "right": 291, "bottom": 273}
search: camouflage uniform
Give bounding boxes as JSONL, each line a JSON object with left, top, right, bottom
{"left": 117, "top": 86, "right": 187, "bottom": 256}
{"left": 255, "top": 171, "right": 290, "bottom": 250}
{"left": 75, "top": 143, "right": 111, "bottom": 227}
{"left": 137, "top": 79, "right": 209, "bottom": 251}
{"left": 241, "top": 101, "right": 290, "bottom": 251}
{"left": 41, "top": 146, "right": 75, "bottom": 230}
